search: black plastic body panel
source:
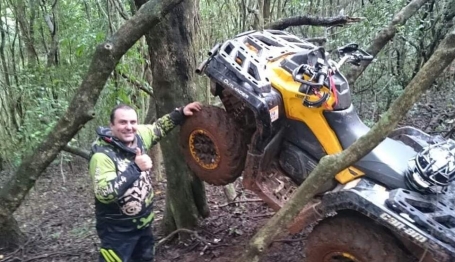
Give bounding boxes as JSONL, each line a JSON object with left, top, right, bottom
{"left": 319, "top": 179, "right": 455, "bottom": 262}
{"left": 324, "top": 105, "right": 416, "bottom": 189}
{"left": 283, "top": 119, "right": 326, "bottom": 159}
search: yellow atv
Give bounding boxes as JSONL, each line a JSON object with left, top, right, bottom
{"left": 180, "top": 30, "right": 455, "bottom": 262}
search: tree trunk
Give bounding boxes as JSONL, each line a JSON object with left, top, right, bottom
{"left": 136, "top": 0, "right": 210, "bottom": 236}
{"left": 13, "top": 0, "right": 39, "bottom": 65}
{"left": 0, "top": 0, "right": 184, "bottom": 249}
{"left": 238, "top": 27, "right": 455, "bottom": 262}
{"left": 45, "top": 0, "right": 59, "bottom": 66}
{"left": 263, "top": 0, "right": 271, "bottom": 24}
{"left": 0, "top": 1, "right": 10, "bottom": 87}
{"left": 0, "top": 212, "right": 25, "bottom": 251}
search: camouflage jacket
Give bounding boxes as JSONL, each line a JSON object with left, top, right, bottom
{"left": 88, "top": 109, "right": 184, "bottom": 232}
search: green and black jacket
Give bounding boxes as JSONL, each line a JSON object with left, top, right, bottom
{"left": 89, "top": 109, "right": 185, "bottom": 232}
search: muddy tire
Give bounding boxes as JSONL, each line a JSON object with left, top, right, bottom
{"left": 180, "top": 106, "right": 247, "bottom": 186}
{"left": 304, "top": 215, "right": 412, "bottom": 262}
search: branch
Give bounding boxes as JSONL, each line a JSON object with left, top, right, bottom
{"left": 62, "top": 145, "right": 90, "bottom": 160}
{"left": 238, "top": 26, "right": 455, "bottom": 262}
{"left": 345, "top": 0, "right": 430, "bottom": 85}
{"left": 110, "top": 0, "right": 130, "bottom": 20}
{"left": 265, "top": 15, "right": 364, "bottom": 30}
{"left": 0, "top": 0, "right": 184, "bottom": 215}
{"left": 118, "top": 71, "right": 153, "bottom": 96}
{"left": 43, "top": 15, "right": 54, "bottom": 33}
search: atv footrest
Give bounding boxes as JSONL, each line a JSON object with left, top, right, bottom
{"left": 386, "top": 189, "right": 455, "bottom": 246}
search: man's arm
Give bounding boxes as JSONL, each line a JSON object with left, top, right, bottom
{"left": 138, "top": 112, "right": 181, "bottom": 150}
{"left": 139, "top": 102, "right": 202, "bottom": 149}
{"left": 89, "top": 153, "right": 142, "bottom": 203}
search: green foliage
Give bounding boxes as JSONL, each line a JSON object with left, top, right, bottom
{"left": 0, "top": 0, "right": 147, "bottom": 168}
{"left": 1, "top": 0, "right": 453, "bottom": 169}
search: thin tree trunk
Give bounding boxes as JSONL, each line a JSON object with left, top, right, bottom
{"left": 45, "top": 0, "right": 59, "bottom": 66}
{"left": 0, "top": 1, "right": 10, "bottom": 87}
{"left": 238, "top": 27, "right": 455, "bottom": 262}
{"left": 12, "top": 0, "right": 39, "bottom": 65}
{"left": 10, "top": 22, "right": 20, "bottom": 86}
{"left": 263, "top": 0, "right": 271, "bottom": 24}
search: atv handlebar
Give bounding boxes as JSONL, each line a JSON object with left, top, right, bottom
{"left": 292, "top": 44, "right": 373, "bottom": 108}
{"left": 335, "top": 44, "right": 374, "bottom": 68}
{"left": 293, "top": 45, "right": 374, "bottom": 88}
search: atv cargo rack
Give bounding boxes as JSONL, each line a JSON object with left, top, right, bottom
{"left": 198, "top": 30, "right": 317, "bottom": 95}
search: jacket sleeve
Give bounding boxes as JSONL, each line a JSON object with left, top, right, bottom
{"left": 138, "top": 109, "right": 185, "bottom": 150}
{"left": 89, "top": 152, "right": 142, "bottom": 204}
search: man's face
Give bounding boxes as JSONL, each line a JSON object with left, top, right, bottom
{"left": 110, "top": 108, "right": 138, "bottom": 144}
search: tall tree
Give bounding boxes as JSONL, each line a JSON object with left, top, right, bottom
{"left": 134, "top": 0, "right": 210, "bottom": 235}
{"left": 10, "top": 0, "right": 39, "bottom": 65}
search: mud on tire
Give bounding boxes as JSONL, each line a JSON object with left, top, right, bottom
{"left": 304, "top": 214, "right": 413, "bottom": 262}
{"left": 179, "top": 105, "right": 247, "bottom": 186}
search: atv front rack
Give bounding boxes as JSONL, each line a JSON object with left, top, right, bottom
{"left": 203, "top": 30, "right": 317, "bottom": 94}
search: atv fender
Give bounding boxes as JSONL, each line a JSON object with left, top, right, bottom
{"left": 289, "top": 178, "right": 455, "bottom": 262}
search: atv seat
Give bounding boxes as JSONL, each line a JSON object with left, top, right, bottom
{"left": 324, "top": 105, "right": 417, "bottom": 189}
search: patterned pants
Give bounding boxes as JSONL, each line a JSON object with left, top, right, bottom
{"left": 97, "top": 224, "right": 155, "bottom": 262}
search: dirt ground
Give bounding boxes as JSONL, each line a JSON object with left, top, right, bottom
{"left": 1, "top": 157, "right": 306, "bottom": 262}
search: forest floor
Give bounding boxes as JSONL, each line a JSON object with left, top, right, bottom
{"left": 1, "top": 156, "right": 306, "bottom": 262}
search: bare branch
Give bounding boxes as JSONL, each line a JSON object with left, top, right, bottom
{"left": 62, "top": 145, "right": 90, "bottom": 160}
{"left": 265, "top": 15, "right": 364, "bottom": 30}
{"left": 110, "top": 0, "right": 130, "bottom": 20}
{"left": 118, "top": 71, "right": 153, "bottom": 96}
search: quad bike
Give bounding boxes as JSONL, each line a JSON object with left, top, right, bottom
{"left": 179, "top": 30, "right": 455, "bottom": 262}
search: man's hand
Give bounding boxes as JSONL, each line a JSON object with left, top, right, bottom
{"left": 183, "top": 102, "right": 202, "bottom": 116}
{"left": 135, "top": 148, "right": 152, "bottom": 171}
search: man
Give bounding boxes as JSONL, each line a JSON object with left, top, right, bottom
{"left": 89, "top": 102, "right": 202, "bottom": 262}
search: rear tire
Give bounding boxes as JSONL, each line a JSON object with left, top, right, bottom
{"left": 304, "top": 215, "right": 413, "bottom": 262}
{"left": 179, "top": 106, "right": 247, "bottom": 186}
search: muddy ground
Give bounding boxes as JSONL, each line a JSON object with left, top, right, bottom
{"left": 0, "top": 156, "right": 306, "bottom": 262}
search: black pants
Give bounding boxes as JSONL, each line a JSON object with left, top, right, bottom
{"left": 97, "top": 225, "right": 155, "bottom": 262}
